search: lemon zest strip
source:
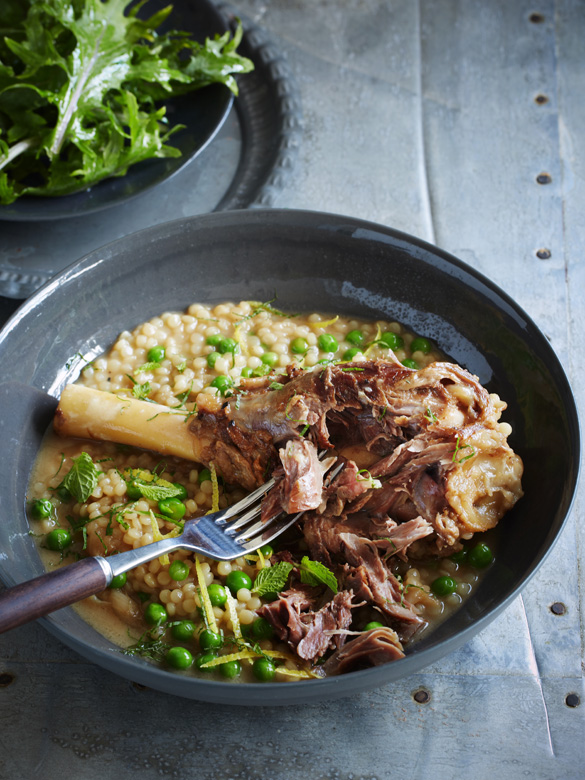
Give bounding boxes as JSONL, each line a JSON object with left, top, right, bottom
{"left": 195, "top": 555, "right": 218, "bottom": 634}
{"left": 225, "top": 590, "right": 242, "bottom": 640}
{"left": 309, "top": 315, "right": 339, "bottom": 329}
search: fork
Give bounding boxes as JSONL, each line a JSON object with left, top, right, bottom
{"left": 0, "top": 457, "right": 343, "bottom": 634}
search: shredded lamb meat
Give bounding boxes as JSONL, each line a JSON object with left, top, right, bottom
{"left": 189, "top": 355, "right": 523, "bottom": 673}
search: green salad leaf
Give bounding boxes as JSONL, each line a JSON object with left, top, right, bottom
{"left": 0, "top": 0, "right": 253, "bottom": 203}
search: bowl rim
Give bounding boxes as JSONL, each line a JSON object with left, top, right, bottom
{"left": 1, "top": 208, "right": 580, "bottom": 704}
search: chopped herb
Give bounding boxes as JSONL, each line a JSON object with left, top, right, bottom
{"left": 251, "top": 561, "right": 294, "bottom": 597}
{"left": 132, "top": 381, "right": 151, "bottom": 400}
{"left": 52, "top": 453, "right": 66, "bottom": 479}
{"left": 65, "top": 352, "right": 87, "bottom": 370}
{"left": 94, "top": 531, "right": 108, "bottom": 554}
{"left": 174, "top": 381, "right": 194, "bottom": 406}
{"left": 134, "top": 361, "right": 161, "bottom": 374}
{"left": 123, "top": 631, "right": 171, "bottom": 662}
{"left": 452, "top": 436, "right": 476, "bottom": 464}
{"left": 268, "top": 381, "right": 285, "bottom": 390}
{"left": 424, "top": 407, "right": 438, "bottom": 423}
{"left": 176, "top": 361, "right": 187, "bottom": 373}
{"left": 356, "top": 469, "right": 382, "bottom": 489}
{"left": 341, "top": 367, "right": 365, "bottom": 372}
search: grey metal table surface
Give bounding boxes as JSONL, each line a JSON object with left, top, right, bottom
{"left": 0, "top": 1, "right": 583, "bottom": 779}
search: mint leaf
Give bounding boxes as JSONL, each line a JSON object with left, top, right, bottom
{"left": 59, "top": 452, "right": 100, "bottom": 503}
{"left": 132, "top": 381, "right": 151, "bottom": 400}
{"left": 133, "top": 479, "right": 182, "bottom": 502}
{"left": 299, "top": 556, "right": 338, "bottom": 593}
{"left": 251, "top": 561, "right": 293, "bottom": 597}
{"left": 135, "top": 361, "right": 162, "bottom": 374}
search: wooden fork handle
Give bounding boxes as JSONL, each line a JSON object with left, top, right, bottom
{"left": 0, "top": 557, "right": 111, "bottom": 634}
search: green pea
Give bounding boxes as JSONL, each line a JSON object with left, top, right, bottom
{"left": 195, "top": 652, "right": 217, "bottom": 671}
{"left": 218, "top": 337, "right": 238, "bottom": 355}
{"left": 165, "top": 646, "right": 193, "bottom": 670}
{"left": 198, "top": 468, "right": 211, "bottom": 483}
{"left": 199, "top": 629, "right": 223, "bottom": 651}
{"left": 240, "top": 366, "right": 254, "bottom": 378}
{"left": 402, "top": 359, "right": 419, "bottom": 369}
{"left": 172, "top": 483, "right": 188, "bottom": 500}
{"left": 468, "top": 542, "right": 493, "bottom": 568}
{"left": 225, "top": 570, "right": 252, "bottom": 595}
{"left": 342, "top": 347, "right": 362, "bottom": 361}
{"left": 317, "top": 333, "right": 339, "bottom": 353}
{"left": 158, "top": 497, "right": 186, "bottom": 522}
{"left": 379, "top": 332, "right": 404, "bottom": 350}
{"left": 411, "top": 337, "right": 432, "bottom": 354}
{"left": 147, "top": 345, "right": 165, "bottom": 363}
{"left": 168, "top": 559, "right": 189, "bottom": 581}
{"left": 207, "top": 351, "right": 220, "bottom": 368}
{"left": 259, "top": 544, "right": 274, "bottom": 557}
{"left": 261, "top": 351, "right": 279, "bottom": 367}
{"left": 363, "top": 621, "right": 384, "bottom": 631}
{"left": 31, "top": 498, "right": 53, "bottom": 520}
{"left": 108, "top": 572, "right": 127, "bottom": 589}
{"left": 449, "top": 548, "right": 468, "bottom": 564}
{"left": 171, "top": 620, "right": 196, "bottom": 642}
{"left": 346, "top": 329, "right": 364, "bottom": 347}
{"left": 291, "top": 337, "right": 309, "bottom": 354}
{"left": 240, "top": 623, "right": 252, "bottom": 639}
{"left": 253, "top": 657, "right": 276, "bottom": 682}
{"left": 45, "top": 528, "right": 72, "bottom": 551}
{"left": 431, "top": 576, "right": 458, "bottom": 597}
{"left": 207, "top": 583, "right": 227, "bottom": 607}
{"left": 206, "top": 334, "right": 222, "bottom": 347}
{"left": 144, "top": 602, "right": 167, "bottom": 626}
{"left": 251, "top": 617, "right": 275, "bottom": 641}
{"left": 210, "top": 374, "right": 234, "bottom": 394}
{"left": 125, "top": 479, "right": 143, "bottom": 500}
{"left": 219, "top": 660, "right": 241, "bottom": 679}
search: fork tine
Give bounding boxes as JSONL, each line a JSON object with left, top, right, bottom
{"left": 213, "top": 476, "right": 276, "bottom": 524}
{"left": 221, "top": 502, "right": 263, "bottom": 533}
{"left": 241, "top": 511, "right": 304, "bottom": 551}
{"left": 234, "top": 460, "right": 346, "bottom": 546}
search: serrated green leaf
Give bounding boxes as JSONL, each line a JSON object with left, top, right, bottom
{"left": 251, "top": 561, "right": 293, "bottom": 597}
{"left": 59, "top": 451, "right": 100, "bottom": 503}
{"left": 0, "top": 0, "right": 253, "bottom": 204}
{"left": 138, "top": 480, "right": 182, "bottom": 501}
{"left": 299, "top": 556, "right": 338, "bottom": 593}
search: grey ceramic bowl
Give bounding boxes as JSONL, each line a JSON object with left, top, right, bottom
{"left": 0, "top": 210, "right": 579, "bottom": 705}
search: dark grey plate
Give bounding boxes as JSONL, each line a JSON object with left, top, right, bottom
{"left": 0, "top": 0, "right": 233, "bottom": 222}
{"left": 0, "top": 210, "right": 579, "bottom": 705}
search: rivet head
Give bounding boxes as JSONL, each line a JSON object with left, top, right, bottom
{"left": 536, "top": 173, "right": 552, "bottom": 185}
{"left": 529, "top": 12, "right": 545, "bottom": 23}
{"left": 536, "top": 248, "right": 551, "bottom": 260}
{"left": 565, "top": 693, "right": 580, "bottom": 708}
{"left": 413, "top": 688, "right": 431, "bottom": 704}
{"left": 550, "top": 601, "right": 566, "bottom": 614}
{"left": 535, "top": 94, "right": 549, "bottom": 105}
{"left": 0, "top": 673, "right": 14, "bottom": 687}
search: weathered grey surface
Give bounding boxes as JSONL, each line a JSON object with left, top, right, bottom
{"left": 0, "top": 1, "right": 583, "bottom": 778}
